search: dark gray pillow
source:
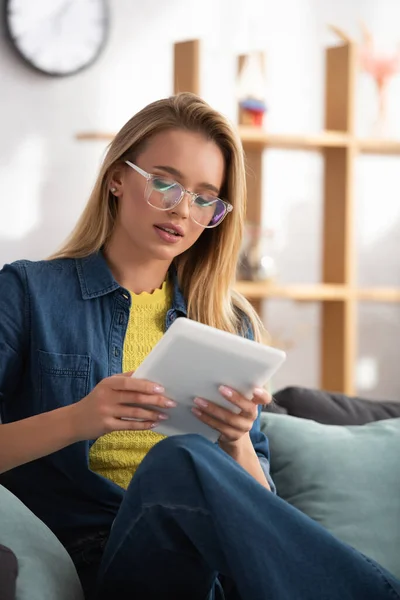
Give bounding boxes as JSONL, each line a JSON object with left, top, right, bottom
{"left": 273, "top": 386, "right": 400, "bottom": 425}
{"left": 0, "top": 485, "right": 83, "bottom": 600}
{"left": 0, "top": 544, "right": 18, "bottom": 600}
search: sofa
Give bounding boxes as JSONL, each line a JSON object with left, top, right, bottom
{"left": 1, "top": 386, "right": 400, "bottom": 599}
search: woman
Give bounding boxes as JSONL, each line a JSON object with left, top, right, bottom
{"left": 0, "top": 93, "right": 399, "bottom": 600}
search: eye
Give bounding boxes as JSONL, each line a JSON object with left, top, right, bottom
{"left": 152, "top": 177, "right": 178, "bottom": 193}
{"left": 195, "top": 195, "right": 218, "bottom": 207}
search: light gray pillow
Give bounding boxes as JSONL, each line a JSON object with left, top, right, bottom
{"left": 0, "top": 485, "right": 83, "bottom": 600}
{"left": 261, "top": 413, "right": 400, "bottom": 578}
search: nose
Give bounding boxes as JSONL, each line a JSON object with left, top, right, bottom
{"left": 169, "top": 190, "right": 191, "bottom": 220}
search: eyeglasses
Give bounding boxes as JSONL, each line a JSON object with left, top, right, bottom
{"left": 125, "top": 160, "right": 233, "bottom": 228}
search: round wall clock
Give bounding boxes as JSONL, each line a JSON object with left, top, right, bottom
{"left": 5, "top": 0, "right": 109, "bottom": 77}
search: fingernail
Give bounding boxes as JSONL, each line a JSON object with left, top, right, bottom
{"left": 165, "top": 400, "right": 178, "bottom": 408}
{"left": 153, "top": 385, "right": 165, "bottom": 393}
{"left": 158, "top": 414, "right": 169, "bottom": 420}
{"left": 193, "top": 397, "right": 208, "bottom": 408}
{"left": 219, "top": 385, "right": 233, "bottom": 398}
{"left": 191, "top": 407, "right": 202, "bottom": 417}
{"left": 253, "top": 387, "right": 265, "bottom": 397}
{"left": 150, "top": 422, "right": 158, "bottom": 428}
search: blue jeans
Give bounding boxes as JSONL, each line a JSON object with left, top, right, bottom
{"left": 95, "top": 434, "right": 400, "bottom": 600}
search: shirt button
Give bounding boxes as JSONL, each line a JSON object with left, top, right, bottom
{"left": 114, "top": 347, "right": 120, "bottom": 357}
{"left": 119, "top": 314, "right": 124, "bottom": 325}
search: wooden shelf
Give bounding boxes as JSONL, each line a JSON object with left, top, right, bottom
{"left": 76, "top": 129, "right": 400, "bottom": 157}
{"left": 235, "top": 281, "right": 400, "bottom": 303}
{"left": 235, "top": 282, "right": 349, "bottom": 301}
{"left": 76, "top": 132, "right": 114, "bottom": 141}
{"left": 356, "top": 288, "right": 400, "bottom": 302}
{"left": 76, "top": 128, "right": 352, "bottom": 149}
{"left": 357, "top": 138, "right": 400, "bottom": 155}
{"left": 238, "top": 127, "right": 351, "bottom": 150}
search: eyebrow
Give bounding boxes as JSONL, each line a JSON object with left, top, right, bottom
{"left": 153, "top": 165, "right": 220, "bottom": 195}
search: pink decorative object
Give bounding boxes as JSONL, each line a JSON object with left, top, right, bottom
{"left": 359, "top": 24, "right": 400, "bottom": 136}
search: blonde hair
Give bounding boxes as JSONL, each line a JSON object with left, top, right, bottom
{"left": 51, "top": 93, "right": 264, "bottom": 341}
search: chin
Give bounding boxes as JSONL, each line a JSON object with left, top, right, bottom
{"left": 147, "top": 243, "right": 184, "bottom": 262}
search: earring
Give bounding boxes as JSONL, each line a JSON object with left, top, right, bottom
{"left": 110, "top": 187, "right": 117, "bottom": 194}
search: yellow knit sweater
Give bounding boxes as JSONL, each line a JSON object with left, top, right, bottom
{"left": 89, "top": 281, "right": 170, "bottom": 489}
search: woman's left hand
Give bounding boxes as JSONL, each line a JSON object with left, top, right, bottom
{"left": 191, "top": 385, "right": 271, "bottom": 445}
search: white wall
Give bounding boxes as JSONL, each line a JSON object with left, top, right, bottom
{"left": 0, "top": 0, "right": 399, "bottom": 400}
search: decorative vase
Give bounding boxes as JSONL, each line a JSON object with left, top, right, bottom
{"left": 359, "top": 25, "right": 400, "bottom": 138}
{"left": 237, "top": 52, "right": 267, "bottom": 127}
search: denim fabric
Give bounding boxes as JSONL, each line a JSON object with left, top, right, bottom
{"left": 66, "top": 530, "right": 110, "bottom": 600}
{"left": 0, "top": 252, "right": 274, "bottom": 544}
{"left": 92, "top": 434, "right": 400, "bottom": 600}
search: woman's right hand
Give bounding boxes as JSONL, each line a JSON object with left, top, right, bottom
{"left": 70, "top": 372, "right": 176, "bottom": 441}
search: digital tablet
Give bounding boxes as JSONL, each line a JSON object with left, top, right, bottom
{"left": 131, "top": 317, "right": 286, "bottom": 443}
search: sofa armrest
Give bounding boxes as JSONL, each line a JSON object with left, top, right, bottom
{"left": 0, "top": 484, "right": 83, "bottom": 600}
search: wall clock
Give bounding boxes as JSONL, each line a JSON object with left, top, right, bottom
{"left": 5, "top": 0, "right": 109, "bottom": 77}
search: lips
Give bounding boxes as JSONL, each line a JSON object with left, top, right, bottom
{"left": 154, "top": 222, "right": 184, "bottom": 237}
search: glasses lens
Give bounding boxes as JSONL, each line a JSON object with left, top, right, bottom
{"left": 147, "top": 177, "right": 182, "bottom": 209}
{"left": 191, "top": 196, "right": 227, "bottom": 228}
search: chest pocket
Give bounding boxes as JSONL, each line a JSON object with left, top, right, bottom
{"left": 38, "top": 350, "right": 91, "bottom": 410}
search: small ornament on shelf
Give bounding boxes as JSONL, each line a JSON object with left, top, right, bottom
{"left": 237, "top": 51, "right": 267, "bottom": 127}
{"left": 237, "top": 223, "right": 277, "bottom": 282}
{"left": 329, "top": 22, "right": 400, "bottom": 138}
{"left": 359, "top": 23, "right": 400, "bottom": 138}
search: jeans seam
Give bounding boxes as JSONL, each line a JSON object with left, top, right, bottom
{"left": 361, "top": 554, "right": 400, "bottom": 599}
{"left": 141, "top": 502, "right": 210, "bottom": 515}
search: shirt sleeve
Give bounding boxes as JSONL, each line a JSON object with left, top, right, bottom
{"left": 0, "top": 262, "right": 28, "bottom": 405}
{"left": 249, "top": 406, "right": 276, "bottom": 493}
{"left": 239, "top": 310, "right": 276, "bottom": 493}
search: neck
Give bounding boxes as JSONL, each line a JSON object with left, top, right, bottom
{"left": 104, "top": 239, "right": 171, "bottom": 295}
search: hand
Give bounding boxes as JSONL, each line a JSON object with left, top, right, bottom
{"left": 70, "top": 372, "right": 177, "bottom": 441}
{"left": 191, "top": 386, "right": 271, "bottom": 445}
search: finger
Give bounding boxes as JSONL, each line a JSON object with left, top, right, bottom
{"left": 110, "top": 417, "right": 159, "bottom": 432}
{"left": 192, "top": 400, "right": 251, "bottom": 432}
{"left": 117, "top": 406, "right": 169, "bottom": 422}
{"left": 218, "top": 386, "right": 259, "bottom": 418}
{"left": 119, "top": 392, "right": 177, "bottom": 409}
{"left": 109, "top": 375, "right": 165, "bottom": 395}
{"left": 252, "top": 387, "right": 272, "bottom": 406}
{"left": 191, "top": 408, "right": 245, "bottom": 442}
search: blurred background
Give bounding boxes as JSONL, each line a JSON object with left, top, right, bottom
{"left": 0, "top": 0, "right": 399, "bottom": 401}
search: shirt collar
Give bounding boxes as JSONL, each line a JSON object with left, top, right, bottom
{"left": 75, "top": 252, "right": 187, "bottom": 316}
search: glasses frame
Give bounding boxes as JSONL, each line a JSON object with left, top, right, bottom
{"left": 124, "top": 160, "right": 233, "bottom": 229}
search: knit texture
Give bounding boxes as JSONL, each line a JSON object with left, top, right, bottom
{"left": 89, "top": 280, "right": 170, "bottom": 489}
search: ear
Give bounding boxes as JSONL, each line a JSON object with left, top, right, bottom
{"left": 109, "top": 163, "right": 126, "bottom": 196}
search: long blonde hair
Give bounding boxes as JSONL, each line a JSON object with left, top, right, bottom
{"left": 51, "top": 93, "right": 264, "bottom": 341}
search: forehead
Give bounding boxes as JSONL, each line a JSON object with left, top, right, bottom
{"left": 137, "top": 129, "right": 226, "bottom": 189}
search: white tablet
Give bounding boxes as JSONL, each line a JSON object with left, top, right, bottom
{"left": 131, "top": 317, "right": 286, "bottom": 443}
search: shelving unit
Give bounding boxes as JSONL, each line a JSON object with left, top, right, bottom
{"left": 76, "top": 38, "right": 400, "bottom": 396}
{"left": 236, "top": 39, "right": 400, "bottom": 395}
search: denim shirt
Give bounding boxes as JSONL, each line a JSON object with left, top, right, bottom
{"left": 0, "top": 252, "right": 274, "bottom": 544}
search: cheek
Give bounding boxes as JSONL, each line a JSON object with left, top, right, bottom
{"left": 184, "top": 222, "right": 205, "bottom": 248}
{"left": 119, "top": 189, "right": 150, "bottom": 221}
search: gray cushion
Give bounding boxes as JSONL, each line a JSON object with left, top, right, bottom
{"left": 273, "top": 386, "right": 400, "bottom": 424}
{"left": 0, "top": 485, "right": 83, "bottom": 600}
{"left": 261, "top": 413, "right": 400, "bottom": 579}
